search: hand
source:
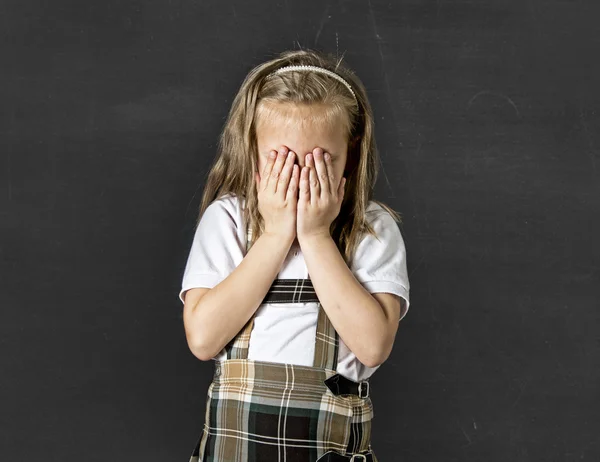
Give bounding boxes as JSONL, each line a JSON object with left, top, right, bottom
{"left": 297, "top": 147, "right": 346, "bottom": 241}
{"left": 255, "top": 146, "right": 299, "bottom": 241}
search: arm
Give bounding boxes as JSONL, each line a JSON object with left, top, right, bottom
{"left": 183, "top": 231, "right": 294, "bottom": 361}
{"left": 299, "top": 233, "right": 402, "bottom": 368}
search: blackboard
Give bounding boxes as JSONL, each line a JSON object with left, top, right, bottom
{"left": 2, "top": 1, "right": 599, "bottom": 461}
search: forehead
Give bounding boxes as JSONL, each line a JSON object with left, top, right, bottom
{"left": 255, "top": 101, "right": 349, "bottom": 144}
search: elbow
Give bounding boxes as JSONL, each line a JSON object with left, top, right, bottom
{"left": 360, "top": 353, "right": 386, "bottom": 369}
{"left": 189, "top": 341, "right": 215, "bottom": 362}
{"left": 184, "top": 311, "right": 217, "bottom": 361}
{"left": 186, "top": 335, "right": 218, "bottom": 362}
{"left": 359, "top": 342, "right": 392, "bottom": 369}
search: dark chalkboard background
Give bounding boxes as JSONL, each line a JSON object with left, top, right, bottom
{"left": 2, "top": 1, "right": 599, "bottom": 461}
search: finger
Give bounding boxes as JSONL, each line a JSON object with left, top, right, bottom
{"left": 299, "top": 165, "right": 310, "bottom": 205}
{"left": 307, "top": 155, "right": 320, "bottom": 206}
{"left": 269, "top": 146, "right": 289, "bottom": 194}
{"left": 306, "top": 153, "right": 320, "bottom": 204}
{"left": 324, "top": 152, "right": 336, "bottom": 197}
{"left": 338, "top": 177, "right": 346, "bottom": 201}
{"left": 277, "top": 150, "right": 295, "bottom": 197}
{"left": 288, "top": 163, "right": 299, "bottom": 204}
{"left": 261, "top": 150, "right": 277, "bottom": 191}
{"left": 311, "top": 147, "right": 329, "bottom": 197}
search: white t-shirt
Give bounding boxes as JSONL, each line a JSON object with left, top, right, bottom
{"left": 179, "top": 193, "right": 410, "bottom": 381}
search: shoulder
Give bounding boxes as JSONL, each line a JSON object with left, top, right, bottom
{"left": 365, "top": 200, "right": 390, "bottom": 220}
{"left": 364, "top": 201, "right": 402, "bottom": 240}
{"left": 206, "top": 192, "right": 242, "bottom": 214}
{"left": 350, "top": 201, "right": 410, "bottom": 311}
{"left": 201, "top": 193, "right": 243, "bottom": 225}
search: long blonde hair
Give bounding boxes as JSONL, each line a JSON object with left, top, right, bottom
{"left": 196, "top": 49, "right": 403, "bottom": 267}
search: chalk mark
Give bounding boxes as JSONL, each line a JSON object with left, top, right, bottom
{"left": 466, "top": 90, "right": 521, "bottom": 117}
{"left": 457, "top": 420, "right": 473, "bottom": 446}
{"left": 366, "top": 0, "right": 394, "bottom": 194}
{"left": 366, "top": 0, "right": 419, "bottom": 229}
{"left": 509, "top": 377, "right": 529, "bottom": 409}
{"left": 314, "top": 1, "right": 331, "bottom": 45}
{"left": 367, "top": 0, "right": 385, "bottom": 65}
{"left": 408, "top": 253, "right": 425, "bottom": 277}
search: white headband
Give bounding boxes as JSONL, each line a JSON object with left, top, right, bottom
{"left": 266, "top": 65, "right": 358, "bottom": 105}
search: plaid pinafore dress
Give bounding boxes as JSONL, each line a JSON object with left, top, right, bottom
{"left": 188, "top": 225, "right": 378, "bottom": 462}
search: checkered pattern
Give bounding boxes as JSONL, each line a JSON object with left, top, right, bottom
{"left": 188, "top": 225, "right": 376, "bottom": 462}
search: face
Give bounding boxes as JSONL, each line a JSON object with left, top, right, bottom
{"left": 255, "top": 102, "right": 349, "bottom": 194}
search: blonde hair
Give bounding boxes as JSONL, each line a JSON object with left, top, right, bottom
{"left": 196, "top": 49, "right": 403, "bottom": 267}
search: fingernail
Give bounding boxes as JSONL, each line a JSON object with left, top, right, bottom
{"left": 269, "top": 151, "right": 276, "bottom": 158}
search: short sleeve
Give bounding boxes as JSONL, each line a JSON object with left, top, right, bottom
{"left": 350, "top": 205, "right": 411, "bottom": 322}
{"left": 178, "top": 196, "right": 245, "bottom": 304}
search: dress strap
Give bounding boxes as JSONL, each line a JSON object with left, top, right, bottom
{"left": 224, "top": 223, "right": 339, "bottom": 370}
{"left": 223, "top": 224, "right": 255, "bottom": 360}
{"left": 313, "top": 301, "right": 339, "bottom": 370}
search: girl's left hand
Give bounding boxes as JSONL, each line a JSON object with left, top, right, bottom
{"left": 297, "top": 147, "right": 347, "bottom": 241}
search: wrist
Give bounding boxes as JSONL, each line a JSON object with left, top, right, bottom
{"left": 298, "top": 231, "right": 331, "bottom": 247}
{"left": 261, "top": 230, "right": 296, "bottom": 248}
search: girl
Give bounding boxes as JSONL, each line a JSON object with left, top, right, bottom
{"left": 179, "top": 49, "right": 410, "bottom": 462}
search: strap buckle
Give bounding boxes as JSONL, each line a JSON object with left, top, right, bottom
{"left": 350, "top": 455, "right": 367, "bottom": 462}
{"left": 358, "top": 380, "right": 370, "bottom": 398}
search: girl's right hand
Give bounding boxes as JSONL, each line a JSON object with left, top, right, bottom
{"left": 255, "top": 146, "right": 299, "bottom": 242}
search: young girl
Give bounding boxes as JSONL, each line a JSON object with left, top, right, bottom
{"left": 179, "top": 49, "right": 410, "bottom": 462}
